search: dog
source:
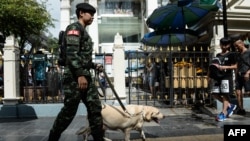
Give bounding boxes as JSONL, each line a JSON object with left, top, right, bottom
{"left": 76, "top": 103, "right": 165, "bottom": 141}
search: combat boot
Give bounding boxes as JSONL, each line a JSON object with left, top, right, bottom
{"left": 48, "top": 130, "right": 61, "bottom": 141}
{"left": 91, "top": 129, "right": 105, "bottom": 141}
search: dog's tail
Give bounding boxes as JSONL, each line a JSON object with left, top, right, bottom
{"left": 75, "top": 126, "right": 91, "bottom": 135}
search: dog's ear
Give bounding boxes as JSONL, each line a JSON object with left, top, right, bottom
{"left": 143, "top": 106, "right": 153, "bottom": 121}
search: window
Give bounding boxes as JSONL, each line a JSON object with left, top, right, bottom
{"left": 97, "top": 0, "right": 142, "bottom": 43}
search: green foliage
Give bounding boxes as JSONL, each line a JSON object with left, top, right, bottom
{"left": 47, "top": 36, "right": 59, "bottom": 54}
{"left": 0, "top": 0, "right": 54, "bottom": 52}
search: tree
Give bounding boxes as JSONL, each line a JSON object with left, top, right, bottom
{"left": 47, "top": 35, "right": 59, "bottom": 56}
{"left": 0, "top": 0, "right": 54, "bottom": 54}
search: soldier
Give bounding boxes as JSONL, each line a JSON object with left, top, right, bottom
{"left": 48, "top": 3, "right": 104, "bottom": 141}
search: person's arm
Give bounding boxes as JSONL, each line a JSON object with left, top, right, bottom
{"left": 65, "top": 24, "right": 91, "bottom": 90}
{"left": 219, "top": 63, "right": 237, "bottom": 70}
{"left": 147, "top": 63, "right": 153, "bottom": 72}
{"left": 246, "top": 70, "right": 250, "bottom": 75}
{"left": 243, "top": 69, "right": 250, "bottom": 81}
{"left": 65, "top": 24, "right": 89, "bottom": 78}
{"left": 243, "top": 52, "right": 250, "bottom": 80}
{"left": 219, "top": 52, "right": 237, "bottom": 71}
{"left": 234, "top": 61, "right": 239, "bottom": 80}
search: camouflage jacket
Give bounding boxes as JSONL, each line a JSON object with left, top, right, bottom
{"left": 64, "top": 21, "right": 95, "bottom": 78}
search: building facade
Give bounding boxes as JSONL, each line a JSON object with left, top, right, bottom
{"left": 1, "top": 0, "right": 250, "bottom": 106}
{"left": 61, "top": 0, "right": 250, "bottom": 62}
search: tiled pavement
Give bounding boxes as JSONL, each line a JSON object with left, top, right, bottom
{"left": 0, "top": 106, "right": 249, "bottom": 141}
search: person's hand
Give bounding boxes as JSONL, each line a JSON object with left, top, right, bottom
{"left": 207, "top": 76, "right": 211, "bottom": 82}
{"left": 78, "top": 76, "right": 88, "bottom": 90}
{"left": 244, "top": 73, "right": 250, "bottom": 81}
{"left": 213, "top": 64, "right": 223, "bottom": 71}
{"left": 95, "top": 64, "right": 103, "bottom": 72}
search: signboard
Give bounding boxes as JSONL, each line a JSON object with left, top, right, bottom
{"left": 95, "top": 55, "right": 104, "bottom": 64}
{"left": 105, "top": 56, "right": 112, "bottom": 64}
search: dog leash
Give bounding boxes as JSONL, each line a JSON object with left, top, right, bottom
{"left": 95, "top": 71, "right": 105, "bottom": 97}
{"left": 99, "top": 70, "right": 143, "bottom": 117}
{"left": 104, "top": 104, "right": 144, "bottom": 118}
{"left": 102, "top": 70, "right": 128, "bottom": 113}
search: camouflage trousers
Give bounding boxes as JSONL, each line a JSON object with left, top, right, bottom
{"left": 48, "top": 72, "right": 104, "bottom": 141}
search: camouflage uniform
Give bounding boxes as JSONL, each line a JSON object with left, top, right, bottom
{"left": 48, "top": 21, "right": 104, "bottom": 141}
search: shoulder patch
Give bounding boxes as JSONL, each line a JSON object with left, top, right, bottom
{"left": 66, "top": 35, "right": 80, "bottom": 46}
{"left": 67, "top": 30, "right": 80, "bottom": 36}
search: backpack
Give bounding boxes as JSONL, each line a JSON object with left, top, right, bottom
{"left": 58, "top": 30, "right": 66, "bottom": 66}
{"left": 57, "top": 23, "right": 84, "bottom": 66}
{"left": 208, "top": 57, "right": 225, "bottom": 80}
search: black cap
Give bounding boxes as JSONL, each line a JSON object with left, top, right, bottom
{"left": 76, "top": 3, "right": 96, "bottom": 14}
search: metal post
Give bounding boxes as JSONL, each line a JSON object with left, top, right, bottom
{"left": 222, "top": 0, "right": 228, "bottom": 37}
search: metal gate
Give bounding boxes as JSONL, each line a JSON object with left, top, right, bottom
{"left": 125, "top": 47, "right": 212, "bottom": 108}
{"left": 20, "top": 52, "right": 64, "bottom": 103}
{"left": 8, "top": 48, "right": 213, "bottom": 107}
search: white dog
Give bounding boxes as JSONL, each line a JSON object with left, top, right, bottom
{"left": 76, "top": 104, "right": 165, "bottom": 141}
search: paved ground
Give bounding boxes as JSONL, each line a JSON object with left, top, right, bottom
{"left": 0, "top": 106, "right": 249, "bottom": 141}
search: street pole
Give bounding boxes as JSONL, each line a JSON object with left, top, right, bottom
{"left": 222, "top": 0, "right": 228, "bottom": 37}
